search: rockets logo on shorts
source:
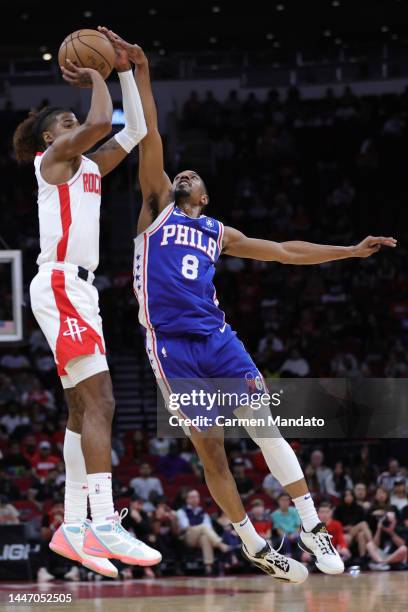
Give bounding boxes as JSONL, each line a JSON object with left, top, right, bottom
{"left": 62, "top": 317, "right": 88, "bottom": 342}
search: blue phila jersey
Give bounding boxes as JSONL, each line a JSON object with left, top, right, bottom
{"left": 133, "top": 203, "right": 226, "bottom": 336}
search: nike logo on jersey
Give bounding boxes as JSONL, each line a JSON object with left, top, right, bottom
{"left": 219, "top": 323, "right": 227, "bottom": 333}
{"left": 161, "top": 224, "right": 217, "bottom": 262}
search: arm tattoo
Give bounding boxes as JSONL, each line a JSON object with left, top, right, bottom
{"left": 95, "top": 136, "right": 122, "bottom": 152}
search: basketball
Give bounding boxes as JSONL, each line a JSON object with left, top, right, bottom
{"left": 58, "top": 29, "right": 115, "bottom": 80}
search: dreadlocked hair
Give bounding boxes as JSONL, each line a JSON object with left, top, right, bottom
{"left": 13, "top": 106, "right": 70, "bottom": 163}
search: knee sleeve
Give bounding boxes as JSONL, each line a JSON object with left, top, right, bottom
{"left": 253, "top": 437, "right": 304, "bottom": 486}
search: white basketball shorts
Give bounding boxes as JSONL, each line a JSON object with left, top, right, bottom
{"left": 30, "top": 262, "right": 108, "bottom": 389}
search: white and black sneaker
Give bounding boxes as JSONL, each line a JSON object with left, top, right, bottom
{"left": 242, "top": 540, "right": 308, "bottom": 583}
{"left": 299, "top": 522, "right": 344, "bottom": 575}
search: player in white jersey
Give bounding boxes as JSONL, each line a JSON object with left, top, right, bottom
{"left": 13, "top": 50, "right": 161, "bottom": 578}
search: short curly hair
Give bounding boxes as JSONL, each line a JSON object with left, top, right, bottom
{"left": 13, "top": 106, "right": 71, "bottom": 163}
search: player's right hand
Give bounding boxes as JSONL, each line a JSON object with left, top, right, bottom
{"left": 98, "top": 27, "right": 148, "bottom": 67}
{"left": 61, "top": 59, "right": 101, "bottom": 88}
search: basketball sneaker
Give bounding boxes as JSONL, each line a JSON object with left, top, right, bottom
{"left": 82, "top": 508, "right": 162, "bottom": 566}
{"left": 299, "top": 522, "right": 345, "bottom": 575}
{"left": 241, "top": 540, "right": 308, "bottom": 583}
{"left": 49, "top": 521, "right": 118, "bottom": 578}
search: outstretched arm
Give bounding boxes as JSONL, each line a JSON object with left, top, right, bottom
{"left": 46, "top": 61, "right": 112, "bottom": 162}
{"left": 223, "top": 226, "right": 397, "bottom": 264}
{"left": 100, "top": 29, "right": 172, "bottom": 233}
{"left": 88, "top": 37, "right": 147, "bottom": 176}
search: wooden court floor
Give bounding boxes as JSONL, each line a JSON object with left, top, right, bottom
{"left": 1, "top": 572, "right": 407, "bottom": 612}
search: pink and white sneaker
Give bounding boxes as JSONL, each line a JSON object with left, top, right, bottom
{"left": 49, "top": 521, "right": 118, "bottom": 578}
{"left": 83, "top": 509, "right": 162, "bottom": 566}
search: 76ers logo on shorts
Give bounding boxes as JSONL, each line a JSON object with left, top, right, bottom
{"left": 62, "top": 317, "right": 88, "bottom": 342}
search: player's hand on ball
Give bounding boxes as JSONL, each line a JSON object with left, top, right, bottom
{"left": 98, "top": 26, "right": 148, "bottom": 67}
{"left": 61, "top": 59, "right": 100, "bottom": 88}
{"left": 353, "top": 235, "right": 397, "bottom": 258}
{"left": 97, "top": 28, "right": 131, "bottom": 72}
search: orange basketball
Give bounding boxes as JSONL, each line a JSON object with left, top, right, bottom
{"left": 58, "top": 29, "right": 115, "bottom": 80}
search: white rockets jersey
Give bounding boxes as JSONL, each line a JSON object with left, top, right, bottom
{"left": 34, "top": 151, "right": 102, "bottom": 272}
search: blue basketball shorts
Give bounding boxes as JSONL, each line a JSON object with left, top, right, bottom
{"left": 145, "top": 324, "right": 268, "bottom": 428}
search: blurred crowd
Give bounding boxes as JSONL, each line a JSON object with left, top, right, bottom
{"left": 1, "top": 406, "right": 408, "bottom": 580}
{"left": 1, "top": 84, "right": 408, "bottom": 579}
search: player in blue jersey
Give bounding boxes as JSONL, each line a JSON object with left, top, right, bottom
{"left": 102, "top": 29, "right": 397, "bottom": 583}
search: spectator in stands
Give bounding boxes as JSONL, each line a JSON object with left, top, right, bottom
{"left": 129, "top": 462, "right": 163, "bottom": 509}
{"left": 352, "top": 445, "right": 378, "bottom": 486}
{"left": 0, "top": 373, "right": 19, "bottom": 405}
{"left": 324, "top": 461, "right": 353, "bottom": 499}
{"left": 0, "top": 468, "right": 20, "bottom": 500}
{"left": 377, "top": 459, "right": 407, "bottom": 491}
{"left": 149, "top": 436, "right": 170, "bottom": 457}
{"left": 0, "top": 401, "right": 27, "bottom": 434}
{"left": 367, "top": 486, "right": 399, "bottom": 532}
{"left": 0, "top": 494, "right": 19, "bottom": 524}
{"left": 0, "top": 347, "right": 30, "bottom": 371}
{"left": 271, "top": 493, "right": 301, "bottom": 556}
{"left": 157, "top": 442, "right": 191, "bottom": 480}
{"left": 34, "top": 465, "right": 64, "bottom": 503}
{"left": 309, "top": 450, "right": 332, "bottom": 494}
{"left": 390, "top": 479, "right": 408, "bottom": 512}
{"left": 263, "top": 472, "right": 283, "bottom": 500}
{"left": 231, "top": 458, "right": 255, "bottom": 501}
{"left": 147, "top": 499, "right": 182, "bottom": 575}
{"left": 0, "top": 441, "right": 31, "bottom": 475}
{"left": 372, "top": 510, "right": 408, "bottom": 569}
{"left": 21, "top": 434, "right": 38, "bottom": 464}
{"left": 279, "top": 347, "right": 310, "bottom": 377}
{"left": 21, "top": 377, "right": 55, "bottom": 412}
{"left": 127, "top": 430, "right": 148, "bottom": 462}
{"left": 333, "top": 489, "right": 374, "bottom": 561}
{"left": 249, "top": 498, "right": 272, "bottom": 541}
{"left": 354, "top": 482, "right": 371, "bottom": 511}
{"left": 177, "top": 489, "right": 229, "bottom": 576}
{"left": 30, "top": 441, "right": 60, "bottom": 481}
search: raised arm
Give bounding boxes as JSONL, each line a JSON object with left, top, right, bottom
{"left": 223, "top": 226, "right": 397, "bottom": 264}
{"left": 100, "top": 29, "right": 172, "bottom": 233}
{"left": 46, "top": 61, "right": 112, "bottom": 163}
{"left": 88, "top": 32, "right": 147, "bottom": 177}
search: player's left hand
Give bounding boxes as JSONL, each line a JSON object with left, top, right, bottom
{"left": 98, "top": 26, "right": 148, "bottom": 67}
{"left": 353, "top": 235, "right": 397, "bottom": 258}
{"left": 98, "top": 27, "right": 131, "bottom": 72}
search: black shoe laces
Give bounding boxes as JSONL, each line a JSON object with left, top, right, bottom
{"left": 313, "top": 530, "right": 336, "bottom": 556}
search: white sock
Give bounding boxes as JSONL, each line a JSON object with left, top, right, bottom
{"left": 232, "top": 515, "right": 266, "bottom": 555}
{"left": 87, "top": 472, "right": 115, "bottom": 523}
{"left": 293, "top": 493, "right": 320, "bottom": 532}
{"left": 63, "top": 429, "right": 88, "bottom": 523}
